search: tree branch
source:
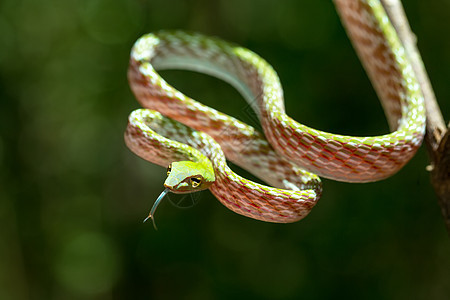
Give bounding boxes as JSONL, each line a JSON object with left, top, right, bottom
{"left": 380, "top": 0, "right": 450, "bottom": 234}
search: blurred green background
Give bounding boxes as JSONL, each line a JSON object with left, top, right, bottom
{"left": 1, "top": 0, "right": 449, "bottom": 299}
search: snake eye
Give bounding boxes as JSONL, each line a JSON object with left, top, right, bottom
{"left": 190, "top": 177, "right": 201, "bottom": 188}
{"left": 167, "top": 164, "right": 172, "bottom": 176}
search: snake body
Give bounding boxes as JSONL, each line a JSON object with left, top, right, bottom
{"left": 125, "top": 0, "right": 426, "bottom": 223}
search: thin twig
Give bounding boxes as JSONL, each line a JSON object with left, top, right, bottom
{"left": 381, "top": 0, "right": 450, "bottom": 234}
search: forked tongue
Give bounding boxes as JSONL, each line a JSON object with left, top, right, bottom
{"left": 143, "top": 188, "right": 170, "bottom": 230}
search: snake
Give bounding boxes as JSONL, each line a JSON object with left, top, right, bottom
{"left": 124, "top": 0, "right": 426, "bottom": 226}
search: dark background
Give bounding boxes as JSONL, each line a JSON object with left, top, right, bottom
{"left": 1, "top": 0, "right": 449, "bottom": 299}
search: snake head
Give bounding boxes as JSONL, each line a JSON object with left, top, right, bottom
{"left": 164, "top": 161, "right": 215, "bottom": 193}
{"left": 143, "top": 160, "right": 215, "bottom": 229}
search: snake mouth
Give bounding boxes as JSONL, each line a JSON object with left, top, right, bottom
{"left": 164, "top": 183, "right": 197, "bottom": 194}
{"left": 164, "top": 182, "right": 189, "bottom": 193}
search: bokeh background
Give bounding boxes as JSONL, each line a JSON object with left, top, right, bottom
{"left": 1, "top": 0, "right": 449, "bottom": 299}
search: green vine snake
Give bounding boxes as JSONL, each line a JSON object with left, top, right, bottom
{"left": 124, "top": 0, "right": 426, "bottom": 226}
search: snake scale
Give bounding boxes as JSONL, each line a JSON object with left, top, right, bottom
{"left": 124, "top": 0, "right": 426, "bottom": 225}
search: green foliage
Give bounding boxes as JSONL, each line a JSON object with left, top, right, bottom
{"left": 0, "top": 0, "right": 449, "bottom": 299}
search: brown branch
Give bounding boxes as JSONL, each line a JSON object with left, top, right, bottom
{"left": 380, "top": 0, "right": 450, "bottom": 234}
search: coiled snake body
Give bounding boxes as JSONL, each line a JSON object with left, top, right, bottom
{"left": 124, "top": 0, "right": 426, "bottom": 224}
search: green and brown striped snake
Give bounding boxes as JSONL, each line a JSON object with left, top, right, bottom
{"left": 124, "top": 0, "right": 426, "bottom": 226}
